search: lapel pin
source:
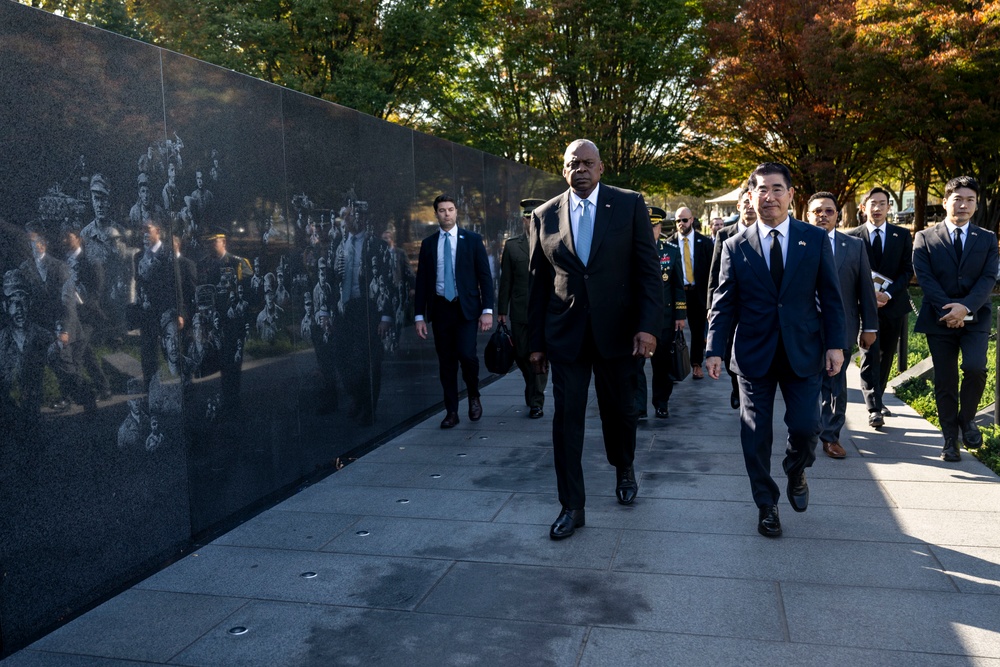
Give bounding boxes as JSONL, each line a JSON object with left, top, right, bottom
{"left": 892, "top": 232, "right": 898, "bottom": 237}
{"left": 841, "top": 242, "right": 846, "bottom": 246}
{"left": 799, "top": 241, "right": 807, "bottom": 246}
{"left": 605, "top": 204, "right": 610, "bottom": 208}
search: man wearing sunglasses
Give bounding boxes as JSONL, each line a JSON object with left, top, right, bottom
{"left": 667, "top": 206, "right": 713, "bottom": 379}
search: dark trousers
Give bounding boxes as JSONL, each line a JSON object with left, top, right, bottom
{"left": 858, "top": 311, "right": 907, "bottom": 412}
{"left": 431, "top": 296, "right": 480, "bottom": 414}
{"left": 511, "top": 320, "right": 546, "bottom": 408}
{"left": 685, "top": 290, "right": 707, "bottom": 365}
{"left": 551, "top": 327, "right": 639, "bottom": 510}
{"left": 737, "top": 337, "right": 820, "bottom": 507}
{"left": 819, "top": 349, "right": 849, "bottom": 444}
{"left": 926, "top": 330, "right": 989, "bottom": 440}
{"left": 634, "top": 331, "right": 674, "bottom": 413}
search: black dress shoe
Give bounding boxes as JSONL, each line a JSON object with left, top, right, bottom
{"left": 787, "top": 472, "right": 809, "bottom": 512}
{"left": 881, "top": 406, "right": 892, "bottom": 417}
{"left": 758, "top": 505, "right": 782, "bottom": 537}
{"left": 730, "top": 390, "right": 740, "bottom": 410}
{"left": 550, "top": 508, "right": 585, "bottom": 540}
{"left": 655, "top": 406, "right": 670, "bottom": 419}
{"left": 440, "top": 412, "right": 460, "bottom": 429}
{"left": 529, "top": 407, "right": 544, "bottom": 419}
{"left": 638, "top": 411, "right": 648, "bottom": 421}
{"left": 468, "top": 397, "right": 482, "bottom": 421}
{"left": 941, "top": 438, "right": 962, "bottom": 462}
{"left": 963, "top": 422, "right": 983, "bottom": 447}
{"left": 615, "top": 466, "right": 638, "bottom": 505}
{"left": 868, "top": 411, "right": 884, "bottom": 429}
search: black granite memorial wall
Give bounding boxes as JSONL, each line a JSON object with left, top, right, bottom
{"left": 0, "top": 0, "right": 564, "bottom": 654}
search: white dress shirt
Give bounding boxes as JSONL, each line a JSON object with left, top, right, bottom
{"left": 415, "top": 225, "right": 492, "bottom": 322}
{"left": 756, "top": 218, "right": 790, "bottom": 270}
{"left": 677, "top": 229, "right": 697, "bottom": 285}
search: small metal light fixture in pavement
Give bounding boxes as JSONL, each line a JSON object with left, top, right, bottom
{"left": 430, "top": 474, "right": 441, "bottom": 478}
{"left": 356, "top": 530, "right": 370, "bottom": 536}
{"left": 396, "top": 499, "right": 409, "bottom": 504}
{"left": 457, "top": 453, "right": 467, "bottom": 457}
{"left": 300, "top": 572, "right": 317, "bottom": 579}
{"left": 228, "top": 627, "right": 249, "bottom": 636}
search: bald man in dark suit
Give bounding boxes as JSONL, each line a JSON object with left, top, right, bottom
{"left": 528, "top": 139, "right": 662, "bottom": 540}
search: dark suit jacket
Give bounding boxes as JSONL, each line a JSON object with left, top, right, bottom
{"left": 913, "top": 222, "right": 999, "bottom": 334}
{"left": 332, "top": 232, "right": 396, "bottom": 320}
{"left": 831, "top": 231, "right": 879, "bottom": 347}
{"left": 666, "top": 229, "right": 712, "bottom": 304}
{"left": 527, "top": 184, "right": 662, "bottom": 363}
{"left": 414, "top": 226, "right": 494, "bottom": 323}
{"left": 497, "top": 234, "right": 530, "bottom": 324}
{"left": 19, "top": 254, "right": 73, "bottom": 331}
{"left": 846, "top": 222, "right": 913, "bottom": 319}
{"left": 708, "top": 221, "right": 750, "bottom": 307}
{"left": 705, "top": 218, "right": 846, "bottom": 378}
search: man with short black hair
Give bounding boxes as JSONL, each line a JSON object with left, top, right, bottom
{"left": 414, "top": 194, "right": 494, "bottom": 428}
{"left": 705, "top": 162, "right": 845, "bottom": 538}
{"left": 912, "top": 176, "right": 998, "bottom": 462}
{"left": 846, "top": 187, "right": 913, "bottom": 429}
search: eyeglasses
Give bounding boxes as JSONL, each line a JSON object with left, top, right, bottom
{"left": 676, "top": 217, "right": 690, "bottom": 223}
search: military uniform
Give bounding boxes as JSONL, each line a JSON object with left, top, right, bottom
{"left": 636, "top": 209, "right": 686, "bottom": 417}
{"left": 498, "top": 200, "right": 549, "bottom": 414}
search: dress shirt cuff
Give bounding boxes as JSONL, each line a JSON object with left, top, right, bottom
{"left": 381, "top": 316, "right": 393, "bottom": 323}
{"left": 861, "top": 329, "right": 877, "bottom": 333}
{"left": 415, "top": 315, "right": 425, "bottom": 322}
{"left": 884, "top": 292, "right": 892, "bottom": 300}
{"left": 482, "top": 309, "right": 493, "bottom": 315}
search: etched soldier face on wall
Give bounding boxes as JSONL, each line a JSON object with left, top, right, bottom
{"left": 161, "top": 318, "right": 181, "bottom": 373}
{"left": 6, "top": 291, "right": 28, "bottom": 329}
{"left": 91, "top": 188, "right": 110, "bottom": 222}
{"left": 139, "top": 183, "right": 152, "bottom": 207}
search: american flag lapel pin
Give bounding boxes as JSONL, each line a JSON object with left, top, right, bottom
{"left": 798, "top": 240, "right": 807, "bottom": 246}
{"left": 892, "top": 232, "right": 898, "bottom": 237}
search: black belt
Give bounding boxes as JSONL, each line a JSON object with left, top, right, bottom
{"left": 435, "top": 295, "right": 459, "bottom": 304}
{"left": 683, "top": 285, "right": 696, "bottom": 291}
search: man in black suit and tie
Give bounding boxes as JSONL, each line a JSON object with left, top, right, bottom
{"left": 806, "top": 192, "right": 879, "bottom": 459}
{"left": 528, "top": 139, "right": 662, "bottom": 540}
{"left": 705, "top": 162, "right": 845, "bottom": 538}
{"left": 846, "top": 187, "right": 913, "bottom": 429}
{"left": 414, "top": 194, "right": 495, "bottom": 429}
{"left": 667, "top": 206, "right": 712, "bottom": 378}
{"left": 912, "top": 176, "right": 998, "bottom": 462}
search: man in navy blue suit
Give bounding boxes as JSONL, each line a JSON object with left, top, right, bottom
{"left": 414, "top": 194, "right": 495, "bottom": 429}
{"left": 913, "top": 176, "right": 998, "bottom": 462}
{"left": 705, "top": 163, "right": 846, "bottom": 538}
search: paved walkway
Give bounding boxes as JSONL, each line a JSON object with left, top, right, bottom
{"left": 5, "top": 362, "right": 1000, "bottom": 666}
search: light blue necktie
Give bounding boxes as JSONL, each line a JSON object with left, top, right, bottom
{"left": 577, "top": 200, "right": 593, "bottom": 265}
{"left": 443, "top": 231, "right": 457, "bottom": 301}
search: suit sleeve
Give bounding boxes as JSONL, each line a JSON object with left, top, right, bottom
{"left": 631, "top": 195, "right": 663, "bottom": 336}
{"left": 912, "top": 231, "right": 949, "bottom": 312}
{"left": 414, "top": 239, "right": 432, "bottom": 320}
{"left": 473, "top": 236, "right": 495, "bottom": 312}
{"left": 887, "top": 228, "right": 913, "bottom": 303}
{"left": 817, "top": 233, "right": 847, "bottom": 350}
{"left": 527, "top": 212, "right": 553, "bottom": 354}
{"left": 497, "top": 240, "right": 513, "bottom": 316}
{"left": 705, "top": 240, "right": 737, "bottom": 358}
{"left": 672, "top": 251, "right": 686, "bottom": 321}
{"left": 707, "top": 228, "right": 726, "bottom": 308}
{"left": 965, "top": 233, "right": 1000, "bottom": 314}
{"left": 856, "top": 244, "right": 879, "bottom": 332}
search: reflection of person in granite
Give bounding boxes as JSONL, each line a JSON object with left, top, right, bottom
{"left": 382, "top": 224, "right": 414, "bottom": 350}
{"left": 81, "top": 173, "right": 129, "bottom": 337}
{"left": 117, "top": 378, "right": 146, "bottom": 450}
{"left": 0, "top": 269, "right": 51, "bottom": 423}
{"left": 64, "top": 226, "right": 111, "bottom": 400}
{"left": 332, "top": 204, "right": 395, "bottom": 424}
{"left": 132, "top": 219, "right": 176, "bottom": 389}
{"left": 256, "top": 273, "right": 282, "bottom": 343}
{"left": 20, "top": 227, "right": 95, "bottom": 412}
{"left": 128, "top": 173, "right": 164, "bottom": 244}
{"left": 172, "top": 235, "right": 199, "bottom": 322}
{"left": 148, "top": 309, "right": 188, "bottom": 416}
{"left": 198, "top": 228, "right": 253, "bottom": 290}
{"left": 187, "top": 312, "right": 214, "bottom": 378}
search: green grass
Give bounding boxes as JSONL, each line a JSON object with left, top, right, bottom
{"left": 894, "top": 289, "right": 1000, "bottom": 475}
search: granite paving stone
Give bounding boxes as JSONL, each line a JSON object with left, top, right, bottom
{"left": 211, "top": 511, "right": 360, "bottom": 551}
{"left": 417, "top": 562, "right": 786, "bottom": 641}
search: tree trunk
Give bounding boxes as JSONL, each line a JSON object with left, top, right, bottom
{"left": 913, "top": 155, "right": 930, "bottom": 232}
